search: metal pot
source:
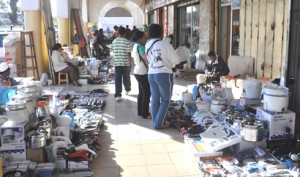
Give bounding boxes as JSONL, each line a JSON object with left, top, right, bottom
{"left": 18, "top": 81, "right": 42, "bottom": 102}
{"left": 6, "top": 100, "right": 29, "bottom": 123}
{"left": 28, "top": 131, "right": 46, "bottom": 149}
{"left": 6, "top": 100, "right": 27, "bottom": 110}
{"left": 0, "top": 116, "right": 7, "bottom": 126}
{"left": 36, "top": 107, "right": 47, "bottom": 119}
{"left": 231, "top": 117, "right": 244, "bottom": 134}
{"left": 18, "top": 84, "right": 39, "bottom": 93}
{"left": 38, "top": 121, "right": 52, "bottom": 140}
{"left": 242, "top": 120, "right": 264, "bottom": 142}
{"left": 11, "top": 93, "right": 34, "bottom": 115}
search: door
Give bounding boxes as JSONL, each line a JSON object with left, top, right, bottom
{"left": 178, "top": 4, "right": 200, "bottom": 52}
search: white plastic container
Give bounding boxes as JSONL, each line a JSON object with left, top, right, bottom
{"left": 263, "top": 85, "right": 289, "bottom": 112}
{"left": 243, "top": 78, "right": 262, "bottom": 99}
{"left": 210, "top": 99, "right": 226, "bottom": 114}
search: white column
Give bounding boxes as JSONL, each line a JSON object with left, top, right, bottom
{"left": 55, "top": 0, "right": 70, "bottom": 46}
{"left": 82, "top": 0, "right": 88, "bottom": 23}
{"left": 20, "top": 0, "right": 44, "bottom": 76}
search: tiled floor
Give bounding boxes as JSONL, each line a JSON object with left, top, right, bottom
{"left": 62, "top": 73, "right": 201, "bottom": 177}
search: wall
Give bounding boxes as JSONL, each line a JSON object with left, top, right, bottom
{"left": 88, "top": 0, "right": 145, "bottom": 28}
{"left": 239, "top": 0, "right": 289, "bottom": 79}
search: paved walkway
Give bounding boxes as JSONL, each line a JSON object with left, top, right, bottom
{"left": 63, "top": 74, "right": 201, "bottom": 177}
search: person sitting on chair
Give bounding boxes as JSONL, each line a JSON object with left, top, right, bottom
{"left": 51, "top": 43, "right": 82, "bottom": 86}
{"left": 196, "top": 51, "right": 230, "bottom": 84}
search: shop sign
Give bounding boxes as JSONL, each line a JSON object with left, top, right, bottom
{"left": 231, "top": 0, "right": 240, "bottom": 9}
{"left": 221, "top": 0, "right": 231, "bottom": 7}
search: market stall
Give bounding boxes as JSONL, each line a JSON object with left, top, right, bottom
{"left": 166, "top": 76, "right": 298, "bottom": 176}
{"left": 0, "top": 53, "right": 114, "bottom": 176}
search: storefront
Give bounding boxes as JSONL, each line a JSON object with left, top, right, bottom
{"left": 218, "top": 0, "right": 240, "bottom": 61}
{"left": 145, "top": 0, "right": 179, "bottom": 46}
{"left": 177, "top": 1, "right": 200, "bottom": 52}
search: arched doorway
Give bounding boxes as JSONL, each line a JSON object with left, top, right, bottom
{"left": 98, "top": 0, "right": 145, "bottom": 35}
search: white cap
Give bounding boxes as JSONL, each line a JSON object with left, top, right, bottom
{"left": 0, "top": 62, "right": 9, "bottom": 72}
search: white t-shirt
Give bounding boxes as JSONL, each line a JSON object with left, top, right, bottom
{"left": 51, "top": 50, "right": 68, "bottom": 72}
{"left": 145, "top": 38, "right": 179, "bottom": 74}
{"left": 132, "top": 43, "right": 148, "bottom": 75}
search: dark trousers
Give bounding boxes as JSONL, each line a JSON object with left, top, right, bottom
{"left": 114, "top": 66, "right": 131, "bottom": 97}
{"left": 60, "top": 65, "right": 79, "bottom": 82}
{"left": 134, "top": 74, "right": 151, "bottom": 118}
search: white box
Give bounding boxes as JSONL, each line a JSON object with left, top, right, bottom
{"left": 0, "top": 120, "right": 32, "bottom": 161}
{"left": 1, "top": 122, "right": 26, "bottom": 151}
{"left": 256, "top": 108, "right": 295, "bottom": 140}
{"left": 235, "top": 138, "right": 267, "bottom": 152}
{"left": 184, "top": 137, "right": 223, "bottom": 157}
{"left": 68, "top": 161, "right": 89, "bottom": 169}
{"left": 4, "top": 46, "right": 16, "bottom": 63}
{"left": 200, "top": 124, "right": 242, "bottom": 152}
{"left": 239, "top": 97, "right": 262, "bottom": 106}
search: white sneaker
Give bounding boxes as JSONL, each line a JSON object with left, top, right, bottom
{"left": 116, "top": 97, "right": 121, "bottom": 102}
{"left": 125, "top": 91, "right": 130, "bottom": 95}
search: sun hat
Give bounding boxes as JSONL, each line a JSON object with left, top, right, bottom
{"left": 0, "top": 62, "right": 9, "bottom": 72}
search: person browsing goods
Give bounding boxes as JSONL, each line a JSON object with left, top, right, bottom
{"left": 145, "top": 24, "right": 180, "bottom": 129}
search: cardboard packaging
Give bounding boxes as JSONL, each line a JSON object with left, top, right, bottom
{"left": 256, "top": 108, "right": 295, "bottom": 140}
{"left": 0, "top": 120, "right": 32, "bottom": 161}
{"left": 26, "top": 147, "right": 47, "bottom": 163}
{"left": 1, "top": 123, "right": 26, "bottom": 151}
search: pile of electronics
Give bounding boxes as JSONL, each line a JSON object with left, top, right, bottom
{"left": 171, "top": 77, "right": 299, "bottom": 176}
{"left": 0, "top": 81, "right": 107, "bottom": 177}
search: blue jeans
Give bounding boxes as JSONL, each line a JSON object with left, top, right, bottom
{"left": 148, "top": 73, "right": 173, "bottom": 129}
{"left": 114, "top": 66, "right": 131, "bottom": 97}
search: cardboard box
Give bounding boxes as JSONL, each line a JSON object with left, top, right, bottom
{"left": 26, "top": 147, "right": 47, "bottom": 163}
{"left": 4, "top": 46, "right": 16, "bottom": 63}
{"left": 256, "top": 108, "right": 295, "bottom": 140}
{"left": 0, "top": 120, "right": 33, "bottom": 161}
{"left": 1, "top": 122, "right": 26, "bottom": 151}
{"left": 2, "top": 149, "right": 26, "bottom": 161}
{"left": 68, "top": 161, "right": 89, "bottom": 169}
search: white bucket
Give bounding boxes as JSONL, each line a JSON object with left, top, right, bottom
{"left": 243, "top": 78, "right": 262, "bottom": 99}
